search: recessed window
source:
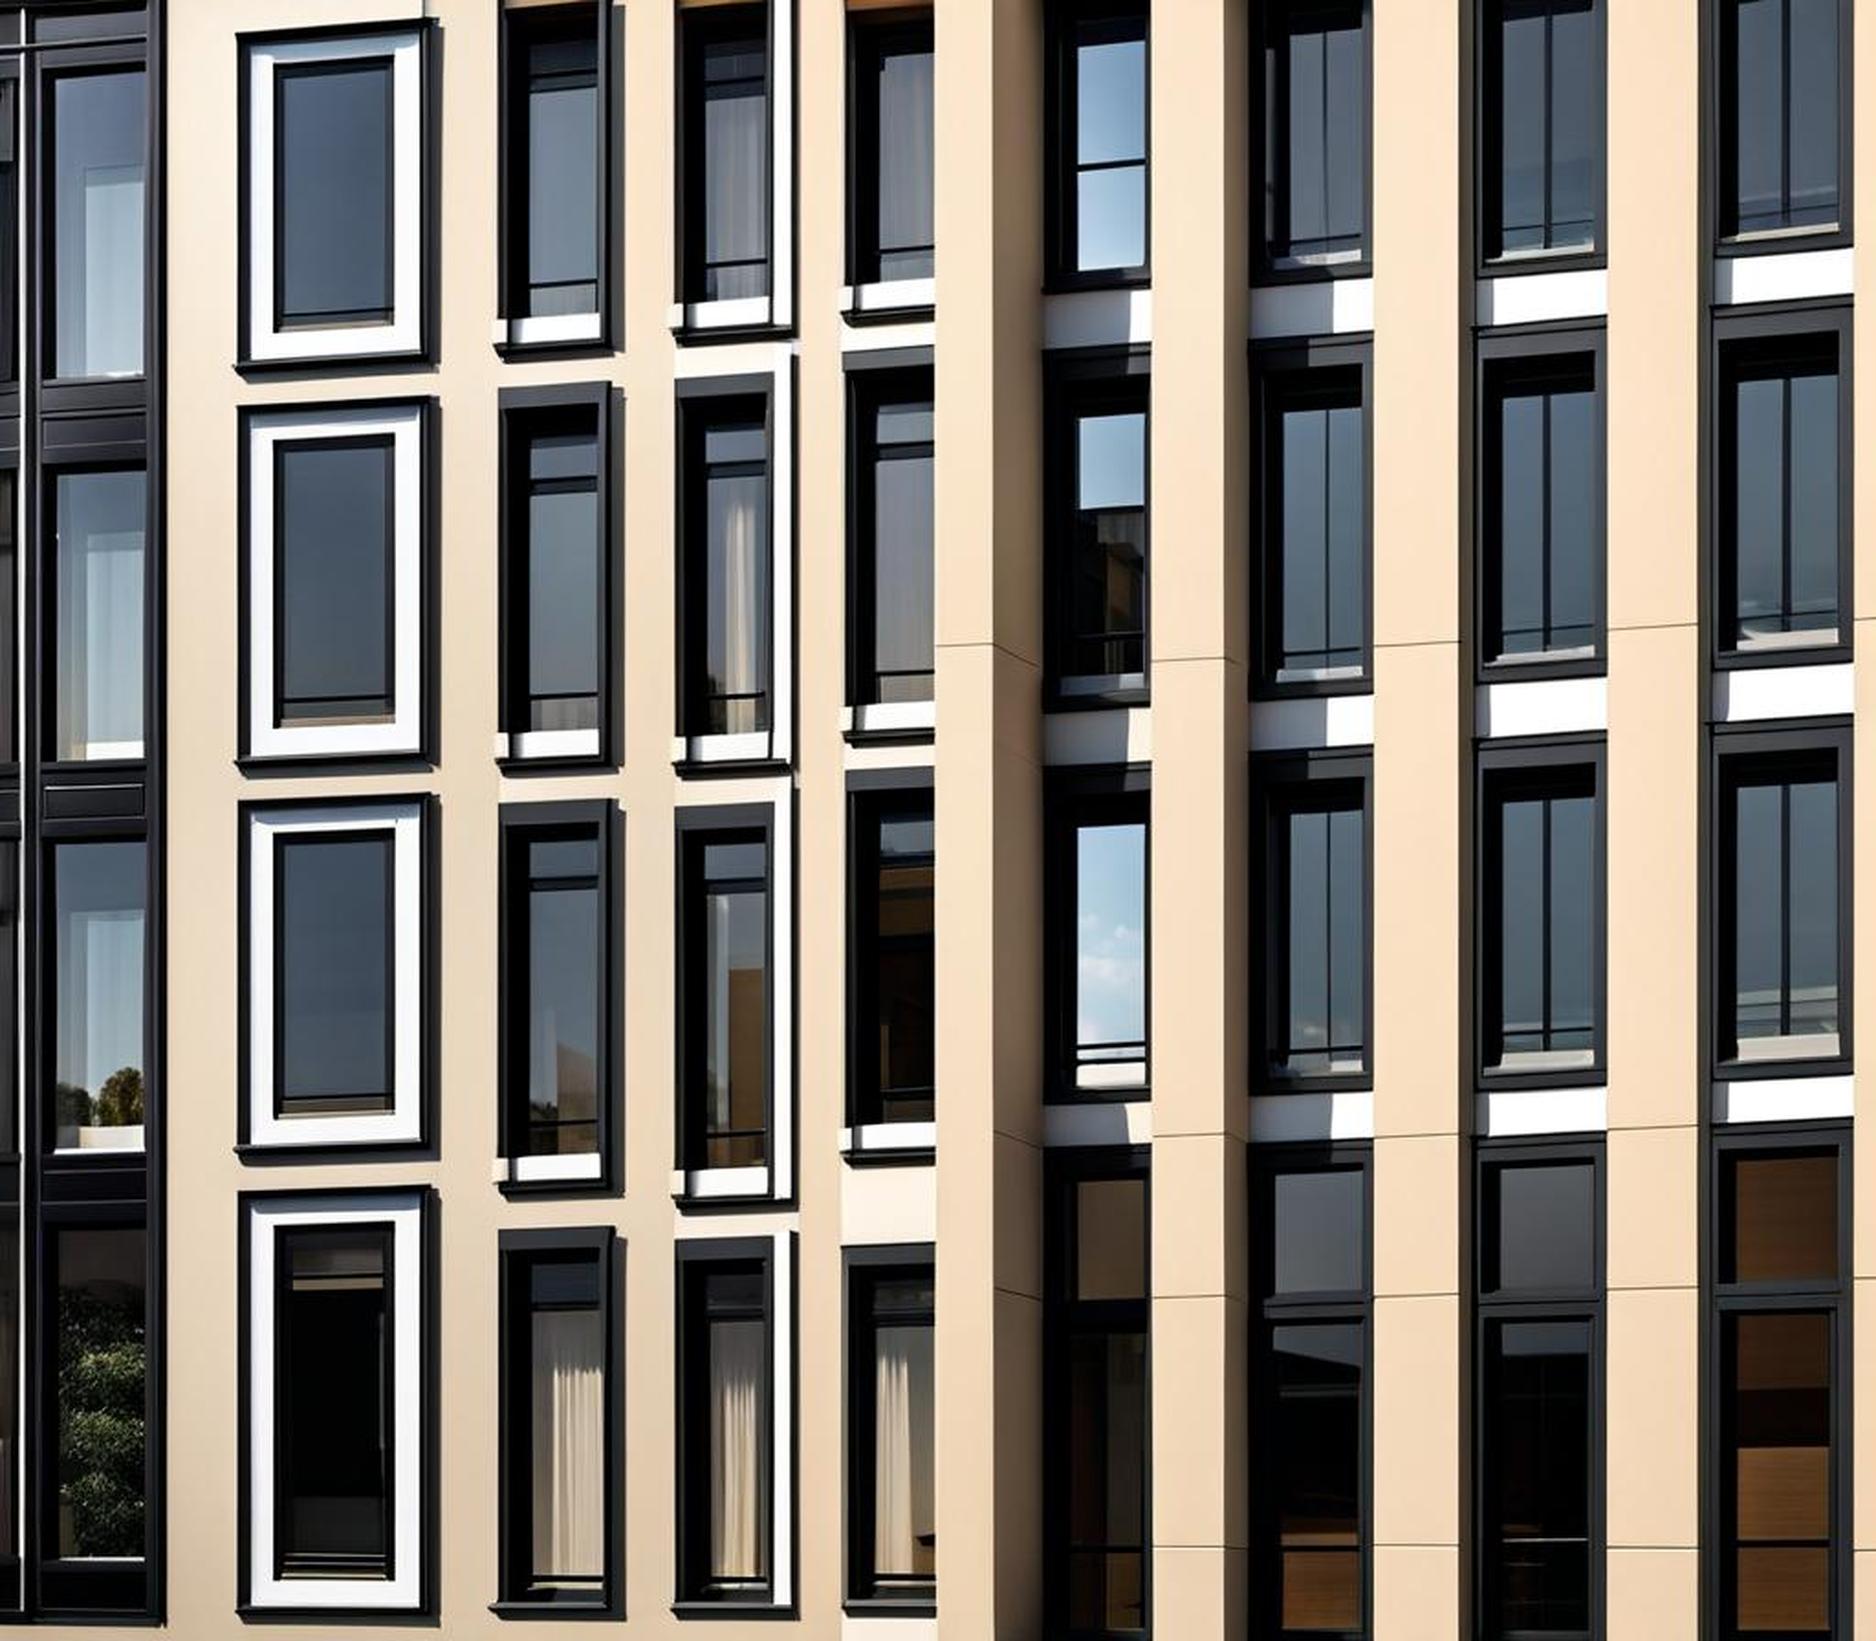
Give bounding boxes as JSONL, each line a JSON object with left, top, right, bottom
{"left": 1259, "top": 0, "right": 1369, "bottom": 271}
{"left": 244, "top": 1192, "right": 428, "bottom": 1614}
{"left": 50, "top": 467, "right": 145, "bottom": 762}
{"left": 849, "top": 14, "right": 933, "bottom": 288}
{"left": 1479, "top": 342, "right": 1602, "bottom": 668}
{"left": 0, "top": 74, "right": 18, "bottom": 388}
{"left": 1481, "top": 0, "right": 1602, "bottom": 261}
{"left": 679, "top": 4, "right": 771, "bottom": 308}
{"left": 498, "top": 1231, "right": 615, "bottom": 1610}
{"left": 1722, "top": 1150, "right": 1837, "bottom": 1285}
{"left": 1718, "top": 0, "right": 1847, "bottom": 242}
{"left": 846, "top": 1256, "right": 935, "bottom": 1608}
{"left": 244, "top": 801, "right": 427, "bottom": 1150}
{"left": 244, "top": 402, "right": 427, "bottom": 761}
{"left": 1050, "top": 775, "right": 1148, "bottom": 1100}
{"left": 1257, "top": 347, "right": 1369, "bottom": 691}
{"left": 49, "top": 840, "right": 144, "bottom": 1153}
{"left": 849, "top": 785, "right": 934, "bottom": 1131}
{"left": 241, "top": 27, "right": 426, "bottom": 363}
{"left": 1479, "top": 750, "right": 1603, "bottom": 1082}
{"left": 48, "top": 67, "right": 145, "bottom": 382}
{"left": 1049, "top": 2, "right": 1149, "bottom": 282}
{"left": 848, "top": 367, "right": 934, "bottom": 715}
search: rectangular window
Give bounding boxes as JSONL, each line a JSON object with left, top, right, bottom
{"left": 1476, "top": 1146, "right": 1602, "bottom": 1640}
{"left": 1047, "top": 1151, "right": 1149, "bottom": 1638}
{"left": 679, "top": 4, "right": 771, "bottom": 307}
{"left": 243, "top": 1191, "right": 428, "bottom": 1613}
{"left": 1718, "top": 0, "right": 1848, "bottom": 242}
{"left": 1259, "top": 0, "right": 1369, "bottom": 272}
{"left": 849, "top": 784, "right": 934, "bottom": 1133}
{"left": 47, "top": 66, "right": 145, "bottom": 382}
{"left": 1714, "top": 315, "right": 1848, "bottom": 661}
{"left": 500, "top": 387, "right": 609, "bottom": 763}
{"left": 1047, "top": 356, "right": 1148, "bottom": 698}
{"left": 846, "top": 1252, "right": 936, "bottom": 1609}
{"left": 244, "top": 402, "right": 427, "bottom": 761}
{"left": 1256, "top": 344, "right": 1370, "bottom": 692}
{"left": 0, "top": 71, "right": 17, "bottom": 389}
{"left": 1049, "top": 2, "right": 1148, "bottom": 283}
{"left": 1255, "top": 753, "right": 1371, "bottom": 1091}
{"left": 1480, "top": 339, "right": 1603, "bottom": 670}
{"left": 48, "top": 840, "right": 144, "bottom": 1153}
{"left": 244, "top": 801, "right": 427, "bottom": 1150}
{"left": 1715, "top": 730, "right": 1849, "bottom": 1073}
{"left": 849, "top": 14, "right": 933, "bottom": 288}
{"left": 848, "top": 365, "right": 934, "bottom": 716}
{"left": 50, "top": 467, "right": 144, "bottom": 762}
{"left": 1479, "top": 747, "right": 1604, "bottom": 1084}
{"left": 241, "top": 26, "right": 427, "bottom": 363}
{"left": 1713, "top": 1133, "right": 1847, "bottom": 1638}
{"left": 499, "top": 804, "right": 612, "bottom": 1188}
{"left": 498, "top": 1230, "right": 615, "bottom": 1611}
{"left": 500, "top": 2, "right": 606, "bottom": 344}
{"left": 1481, "top": 0, "right": 1603, "bottom": 262}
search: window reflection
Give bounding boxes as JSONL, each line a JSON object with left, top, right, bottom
{"left": 51, "top": 842, "right": 144, "bottom": 1152}
{"left": 54, "top": 469, "right": 145, "bottom": 761}
{"left": 51, "top": 70, "right": 145, "bottom": 380}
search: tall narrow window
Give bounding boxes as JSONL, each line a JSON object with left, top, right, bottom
{"left": 1049, "top": 3, "right": 1148, "bottom": 282}
{"left": 679, "top": 396, "right": 771, "bottom": 742}
{"left": 849, "top": 786, "right": 934, "bottom": 1132}
{"left": 1715, "top": 321, "right": 1847, "bottom": 659}
{"left": 499, "top": 1231, "right": 614, "bottom": 1610}
{"left": 49, "top": 841, "right": 144, "bottom": 1152}
{"left": 1479, "top": 749, "right": 1603, "bottom": 1082}
{"left": 51, "top": 468, "right": 145, "bottom": 762}
{"left": 0, "top": 74, "right": 18, "bottom": 387}
{"left": 1260, "top": 0, "right": 1368, "bottom": 271}
{"left": 1719, "top": 0, "right": 1847, "bottom": 241}
{"left": 1255, "top": 1154, "right": 1368, "bottom": 1639}
{"left": 849, "top": 16, "right": 934, "bottom": 287}
{"left": 847, "top": 1255, "right": 936, "bottom": 1608}
{"left": 0, "top": 468, "right": 16, "bottom": 767}
{"left": 848, "top": 369, "right": 934, "bottom": 714}
{"left": 48, "top": 68, "right": 145, "bottom": 381}
{"left": 680, "top": 6, "right": 770, "bottom": 305}
{"left": 1257, "top": 348, "right": 1369, "bottom": 691}
{"left": 1477, "top": 1148, "right": 1602, "bottom": 1640}
{"left": 1047, "top": 1152, "right": 1149, "bottom": 1638}
{"left": 1050, "top": 775, "right": 1149, "bottom": 1100}
{"left": 1480, "top": 343, "right": 1602, "bottom": 667}
{"left": 1481, "top": 0, "right": 1602, "bottom": 261}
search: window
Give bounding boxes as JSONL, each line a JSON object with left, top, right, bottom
{"left": 244, "top": 402, "right": 428, "bottom": 761}
{"left": 847, "top": 363, "right": 934, "bottom": 720}
{"left": 1254, "top": 1150, "right": 1368, "bottom": 1639}
{"left": 1717, "top": 0, "right": 1848, "bottom": 243}
{"left": 1478, "top": 746, "right": 1603, "bottom": 1083}
{"left": 1476, "top": 1146, "right": 1602, "bottom": 1640}
{"left": 1480, "top": 0, "right": 1603, "bottom": 262}
{"left": 1049, "top": 773, "right": 1149, "bottom": 1100}
{"left": 1713, "top": 314, "right": 1848, "bottom": 661}
{"left": 243, "top": 1191, "right": 429, "bottom": 1614}
{"left": 1256, "top": 344, "right": 1370, "bottom": 692}
{"left": 848, "top": 782, "right": 934, "bottom": 1134}
{"left": 499, "top": 386, "right": 610, "bottom": 763}
{"left": 675, "top": 1235, "right": 794, "bottom": 1612}
{"left": 848, "top": 14, "right": 933, "bottom": 291}
{"left": 243, "top": 801, "right": 428, "bottom": 1151}
{"left": 1715, "top": 730, "right": 1849, "bottom": 1073}
{"left": 48, "top": 841, "right": 144, "bottom": 1153}
{"left": 0, "top": 72, "right": 17, "bottom": 388}
{"left": 50, "top": 467, "right": 144, "bottom": 761}
{"left": 500, "top": 2, "right": 607, "bottom": 346}
{"left": 846, "top": 1251, "right": 935, "bottom": 1610}
{"left": 1479, "top": 338, "right": 1603, "bottom": 670}
{"left": 1048, "top": 2, "right": 1148, "bottom": 283}
{"left": 47, "top": 66, "right": 145, "bottom": 382}
{"left": 499, "top": 803, "right": 613, "bottom": 1189}
{"left": 1712, "top": 1133, "right": 1848, "bottom": 1638}
{"left": 1254, "top": 753, "right": 1370, "bottom": 1091}
{"left": 1046, "top": 1151, "right": 1149, "bottom": 1638}
{"left": 498, "top": 1230, "right": 616, "bottom": 1611}
{"left": 1047, "top": 355, "right": 1148, "bottom": 698}
{"left": 241, "top": 26, "right": 427, "bottom": 363}
{"left": 1258, "top": 0, "right": 1369, "bottom": 272}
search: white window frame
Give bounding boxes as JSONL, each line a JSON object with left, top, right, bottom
{"left": 242, "top": 27, "right": 426, "bottom": 363}
{"left": 245, "top": 801, "right": 425, "bottom": 1150}
{"left": 244, "top": 1190, "right": 426, "bottom": 1613}
{"left": 245, "top": 403, "right": 425, "bottom": 761}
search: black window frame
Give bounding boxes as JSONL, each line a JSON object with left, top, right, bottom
{"left": 1252, "top": 335, "right": 1373, "bottom": 699}
{"left": 675, "top": 0, "right": 776, "bottom": 314}
{"left": 1475, "top": 739, "right": 1607, "bottom": 1091}
{"left": 846, "top": 770, "right": 934, "bottom": 1138}
{"left": 845, "top": 9, "right": 935, "bottom": 296}
{"left": 1044, "top": 0, "right": 1151, "bottom": 291}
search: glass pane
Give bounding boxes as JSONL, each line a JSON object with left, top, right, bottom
{"left": 1488, "top": 1161, "right": 1596, "bottom": 1292}
{"left": 874, "top": 809, "right": 934, "bottom": 1116}
{"left": 1077, "top": 165, "right": 1145, "bottom": 273}
{"left": 703, "top": 869, "right": 767, "bottom": 1167}
{"left": 1076, "top": 33, "right": 1145, "bottom": 165}
{"left": 1547, "top": 384, "right": 1598, "bottom": 648}
{"left": 870, "top": 1316, "right": 935, "bottom": 1580}
{"left": 875, "top": 41, "right": 934, "bottom": 276}
{"left": 0, "top": 78, "right": 17, "bottom": 384}
{"left": 54, "top": 469, "right": 144, "bottom": 760}
{"left": 0, "top": 469, "right": 15, "bottom": 765}
{"left": 1733, "top": 374, "right": 1786, "bottom": 644}
{"left": 1077, "top": 1177, "right": 1146, "bottom": 1301}
{"left": 1787, "top": 778, "right": 1839, "bottom": 1041}
{"left": 527, "top": 454, "right": 600, "bottom": 732}
{"left": 1321, "top": 12, "right": 1365, "bottom": 249}
{"left": 699, "top": 32, "right": 768, "bottom": 300}
{"left": 703, "top": 438, "right": 769, "bottom": 735}
{"left": 1273, "top": 1322, "right": 1362, "bottom": 1633}
{"left": 1734, "top": 779, "right": 1787, "bottom": 1047}
{"left": 1787, "top": 0, "right": 1839, "bottom": 225}
{"left": 277, "top": 60, "right": 391, "bottom": 327}
{"left": 1285, "top": 807, "right": 1330, "bottom": 1066}
{"left": 1547, "top": 792, "right": 1596, "bottom": 1049}
{"left": 1732, "top": 0, "right": 1786, "bottom": 232}
{"left": 1548, "top": 0, "right": 1599, "bottom": 247}
{"left": 1787, "top": 369, "right": 1839, "bottom": 638}
{"left": 1074, "top": 820, "right": 1146, "bottom": 1069}
{"left": 1281, "top": 405, "right": 1329, "bottom": 669}
{"left": 525, "top": 32, "right": 599, "bottom": 317}
{"left": 707, "top": 1312, "right": 769, "bottom": 1585}
{"left": 1285, "top": 27, "right": 1327, "bottom": 249}
{"left": 1071, "top": 411, "right": 1147, "bottom": 679}
{"left": 529, "top": 1277, "right": 605, "bottom": 1586}
{"left": 0, "top": 1211, "right": 16, "bottom": 1559}
{"left": 1065, "top": 1329, "right": 1147, "bottom": 1632}
{"left": 526, "top": 864, "right": 599, "bottom": 1157}
{"left": 1496, "top": 1, "right": 1548, "bottom": 252}
{"left": 278, "top": 834, "right": 393, "bottom": 1115}
{"left": 54, "top": 1227, "right": 144, "bottom": 1560}
{"left": 872, "top": 415, "right": 934, "bottom": 702}
{"left": 52, "top": 70, "right": 145, "bottom": 378}
{"left": 1497, "top": 794, "right": 1545, "bottom": 1058}
{"left": 1271, "top": 1167, "right": 1364, "bottom": 1295}
{"left": 1728, "top": 1152, "right": 1837, "bottom": 1284}
{"left": 1496, "top": 390, "right": 1545, "bottom": 654}
{"left": 52, "top": 842, "right": 144, "bottom": 1150}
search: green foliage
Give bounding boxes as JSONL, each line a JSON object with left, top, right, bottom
{"left": 58, "top": 1286, "right": 144, "bottom": 1558}
{"left": 95, "top": 1067, "right": 143, "bottom": 1128}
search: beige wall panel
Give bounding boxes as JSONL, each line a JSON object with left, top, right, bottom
{"left": 1606, "top": 1287, "right": 1699, "bottom": 1550}
{"left": 1373, "top": 1295, "right": 1460, "bottom": 1550}
{"left": 1371, "top": 1545, "right": 1460, "bottom": 1641}
{"left": 1607, "top": 1547, "right": 1698, "bottom": 1641}
{"left": 1373, "top": 1134, "right": 1461, "bottom": 1299}
{"left": 1152, "top": 1133, "right": 1246, "bottom": 1302}
{"left": 1607, "top": 1124, "right": 1698, "bottom": 1294}
{"left": 1859, "top": 1284, "right": 1876, "bottom": 1550}
{"left": 1152, "top": 1546, "right": 1247, "bottom": 1641}
{"left": 1151, "top": 1293, "right": 1249, "bottom": 1553}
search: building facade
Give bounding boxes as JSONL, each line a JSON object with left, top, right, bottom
{"left": 0, "top": 0, "right": 1862, "bottom": 1636}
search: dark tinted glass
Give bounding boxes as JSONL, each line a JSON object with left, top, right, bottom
{"left": 1264, "top": 0, "right": 1366, "bottom": 266}
{"left": 1076, "top": 1177, "right": 1147, "bottom": 1301}
{"left": 1725, "top": 0, "right": 1840, "bottom": 236}
{"left": 1485, "top": 1161, "right": 1596, "bottom": 1293}
{"left": 52, "top": 69, "right": 145, "bottom": 379}
{"left": 690, "top": 17, "right": 768, "bottom": 301}
{"left": 53, "top": 1226, "right": 145, "bottom": 1560}
{"left": 692, "top": 415, "right": 769, "bottom": 735}
{"left": 1492, "top": 783, "right": 1595, "bottom": 1065}
{"left": 867, "top": 804, "right": 934, "bottom": 1122}
{"left": 868, "top": 399, "right": 934, "bottom": 703}
{"left": 1726, "top": 1152, "right": 1838, "bottom": 1284}
{"left": 1489, "top": 360, "right": 1597, "bottom": 659}
{"left": 1490, "top": 0, "right": 1598, "bottom": 257}
{"left": 857, "top": 24, "right": 934, "bottom": 281}
{"left": 51, "top": 841, "right": 144, "bottom": 1149}
{"left": 1067, "top": 407, "right": 1146, "bottom": 681}
{"left": 521, "top": 833, "right": 599, "bottom": 1157}
{"left": 0, "top": 470, "right": 15, "bottom": 764}
{"left": 1070, "top": 13, "right": 1147, "bottom": 272}
{"left": 692, "top": 836, "right": 767, "bottom": 1167}
{"left": 523, "top": 425, "right": 600, "bottom": 732}
{"left": 1272, "top": 1323, "right": 1362, "bottom": 1633}
{"left": 277, "top": 59, "right": 392, "bottom": 327}
{"left": 1278, "top": 798, "right": 1365, "bottom": 1076}
{"left": 1271, "top": 1167, "right": 1364, "bottom": 1294}
{"left": 0, "top": 77, "right": 17, "bottom": 384}
{"left": 1272, "top": 382, "right": 1364, "bottom": 681}
{"left": 521, "top": 20, "right": 599, "bottom": 317}
{"left": 277, "top": 438, "right": 393, "bottom": 724}
{"left": 278, "top": 834, "right": 393, "bottom": 1115}
{"left": 1064, "top": 1328, "right": 1147, "bottom": 1630}
{"left": 1730, "top": 769, "right": 1839, "bottom": 1057}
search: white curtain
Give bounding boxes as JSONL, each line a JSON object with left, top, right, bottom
{"left": 530, "top": 1309, "right": 604, "bottom": 1580}
{"left": 57, "top": 475, "right": 144, "bottom": 760}
{"left": 720, "top": 481, "right": 762, "bottom": 729}
{"left": 877, "top": 51, "right": 934, "bottom": 256}
{"left": 873, "top": 1325, "right": 935, "bottom": 1576}
{"left": 61, "top": 907, "right": 142, "bottom": 1105}
{"left": 706, "top": 894, "right": 733, "bottom": 1132}
{"left": 80, "top": 164, "right": 145, "bottom": 379}
{"left": 709, "top": 1317, "right": 765, "bottom": 1582}
{"left": 704, "top": 90, "right": 767, "bottom": 290}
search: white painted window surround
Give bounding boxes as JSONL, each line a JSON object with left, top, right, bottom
{"left": 1713, "top": 246, "right": 1853, "bottom": 307}
{"left": 1250, "top": 1091, "right": 1374, "bottom": 1144}
{"left": 1249, "top": 694, "right": 1374, "bottom": 753}
{"left": 1475, "top": 267, "right": 1607, "bottom": 327}
{"left": 1713, "top": 663, "right": 1853, "bottom": 724}
{"left": 1044, "top": 705, "right": 1151, "bottom": 766}
{"left": 1476, "top": 676, "right": 1607, "bottom": 739}
{"left": 841, "top": 277, "right": 934, "bottom": 317}
{"left": 1250, "top": 277, "right": 1373, "bottom": 341}
{"left": 1044, "top": 1100, "right": 1152, "bottom": 1148}
{"left": 492, "top": 311, "right": 602, "bottom": 349}
{"left": 1715, "top": 1076, "right": 1853, "bottom": 1125}
{"left": 1044, "top": 287, "right": 1153, "bottom": 351}
{"left": 1475, "top": 1086, "right": 1607, "bottom": 1139}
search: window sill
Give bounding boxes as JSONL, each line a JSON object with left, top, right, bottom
{"left": 671, "top": 1598, "right": 791, "bottom": 1620}
{"left": 496, "top": 727, "right": 606, "bottom": 769}
{"left": 841, "top": 1122, "right": 936, "bottom": 1164}
{"left": 1047, "top": 677, "right": 1148, "bottom": 711}
{"left": 671, "top": 1164, "right": 775, "bottom": 1205}
{"left": 1717, "top": 223, "right": 1850, "bottom": 258}
{"left": 672, "top": 732, "right": 785, "bottom": 774}
{"left": 1254, "top": 253, "right": 1372, "bottom": 286}
{"left": 494, "top": 1152, "right": 606, "bottom": 1191}
{"left": 843, "top": 701, "right": 934, "bottom": 742}
{"left": 490, "top": 1595, "right": 613, "bottom": 1619}
{"left": 1252, "top": 669, "right": 1372, "bottom": 702}
{"left": 237, "top": 339, "right": 428, "bottom": 375}
{"left": 1715, "top": 636, "right": 1852, "bottom": 672}
{"left": 843, "top": 1595, "right": 938, "bottom": 1619}
{"left": 1073, "top": 1060, "right": 1148, "bottom": 1095}
{"left": 1477, "top": 1061, "right": 1606, "bottom": 1094}
{"left": 491, "top": 311, "right": 605, "bottom": 353}
{"left": 669, "top": 295, "right": 782, "bottom": 342}
{"left": 840, "top": 278, "right": 935, "bottom": 323}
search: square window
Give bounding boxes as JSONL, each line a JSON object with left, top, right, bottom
{"left": 1259, "top": 0, "right": 1369, "bottom": 272}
